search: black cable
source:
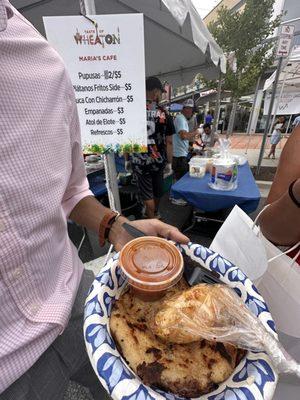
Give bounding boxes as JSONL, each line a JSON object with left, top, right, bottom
{"left": 80, "top": 12, "right": 98, "bottom": 28}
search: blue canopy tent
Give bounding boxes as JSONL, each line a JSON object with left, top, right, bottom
{"left": 170, "top": 103, "right": 183, "bottom": 112}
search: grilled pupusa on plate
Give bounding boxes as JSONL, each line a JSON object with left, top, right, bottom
{"left": 110, "top": 280, "right": 245, "bottom": 398}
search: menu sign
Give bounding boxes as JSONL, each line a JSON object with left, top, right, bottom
{"left": 44, "top": 14, "right": 147, "bottom": 152}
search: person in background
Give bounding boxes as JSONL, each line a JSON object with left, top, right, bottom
{"left": 205, "top": 110, "right": 213, "bottom": 125}
{"left": 224, "top": 115, "right": 229, "bottom": 133}
{"left": 196, "top": 111, "right": 204, "bottom": 125}
{"left": 188, "top": 112, "right": 202, "bottom": 154}
{"left": 292, "top": 114, "right": 300, "bottom": 128}
{"left": 267, "top": 115, "right": 286, "bottom": 159}
{"left": 0, "top": 5, "right": 188, "bottom": 399}
{"left": 218, "top": 111, "right": 225, "bottom": 134}
{"left": 188, "top": 107, "right": 199, "bottom": 133}
{"left": 201, "top": 123, "right": 219, "bottom": 148}
{"left": 172, "top": 99, "right": 200, "bottom": 181}
{"left": 259, "top": 126, "right": 300, "bottom": 263}
{"left": 127, "top": 76, "right": 175, "bottom": 219}
{"left": 161, "top": 106, "right": 174, "bottom": 178}
{"left": 217, "top": 118, "right": 224, "bottom": 134}
{"left": 187, "top": 106, "right": 199, "bottom": 153}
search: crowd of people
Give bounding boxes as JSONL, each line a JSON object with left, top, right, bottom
{"left": 125, "top": 77, "right": 219, "bottom": 217}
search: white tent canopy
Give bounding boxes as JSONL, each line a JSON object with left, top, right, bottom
{"left": 263, "top": 46, "right": 300, "bottom": 91}
{"left": 95, "top": 0, "right": 226, "bottom": 87}
{"left": 263, "top": 46, "right": 300, "bottom": 115}
{"left": 13, "top": 0, "right": 225, "bottom": 88}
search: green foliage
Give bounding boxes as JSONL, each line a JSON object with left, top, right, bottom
{"left": 207, "top": 0, "right": 281, "bottom": 98}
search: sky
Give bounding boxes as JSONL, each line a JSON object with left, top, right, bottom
{"left": 191, "top": 0, "right": 221, "bottom": 18}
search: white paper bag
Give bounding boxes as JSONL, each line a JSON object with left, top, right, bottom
{"left": 256, "top": 237, "right": 300, "bottom": 337}
{"left": 210, "top": 205, "right": 300, "bottom": 337}
{"left": 210, "top": 205, "right": 269, "bottom": 281}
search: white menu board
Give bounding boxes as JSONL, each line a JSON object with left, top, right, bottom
{"left": 44, "top": 14, "right": 147, "bottom": 152}
{"left": 263, "top": 90, "right": 300, "bottom": 115}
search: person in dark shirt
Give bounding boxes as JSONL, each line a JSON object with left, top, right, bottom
{"left": 128, "top": 77, "right": 175, "bottom": 218}
{"left": 205, "top": 110, "right": 213, "bottom": 125}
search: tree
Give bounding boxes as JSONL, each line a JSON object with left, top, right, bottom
{"left": 207, "top": 0, "right": 281, "bottom": 133}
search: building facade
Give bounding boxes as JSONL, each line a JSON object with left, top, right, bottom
{"left": 280, "top": 0, "right": 300, "bottom": 46}
{"left": 204, "top": 0, "right": 300, "bottom": 46}
{"left": 204, "top": 0, "right": 246, "bottom": 26}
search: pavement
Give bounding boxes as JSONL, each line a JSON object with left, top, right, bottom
{"left": 64, "top": 382, "right": 92, "bottom": 400}
{"left": 229, "top": 132, "right": 288, "bottom": 150}
{"left": 228, "top": 132, "right": 288, "bottom": 167}
{"left": 62, "top": 253, "right": 111, "bottom": 400}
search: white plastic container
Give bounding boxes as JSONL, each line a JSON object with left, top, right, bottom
{"left": 189, "top": 157, "right": 206, "bottom": 178}
{"left": 209, "top": 158, "right": 238, "bottom": 191}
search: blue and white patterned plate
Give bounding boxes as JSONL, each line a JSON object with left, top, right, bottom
{"left": 84, "top": 243, "right": 278, "bottom": 400}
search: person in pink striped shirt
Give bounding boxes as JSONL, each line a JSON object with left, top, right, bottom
{"left": 0, "top": 2, "right": 188, "bottom": 399}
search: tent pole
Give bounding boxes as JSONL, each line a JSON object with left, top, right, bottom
{"left": 269, "top": 65, "right": 288, "bottom": 132}
{"left": 81, "top": 0, "right": 121, "bottom": 213}
{"left": 286, "top": 114, "right": 292, "bottom": 134}
{"left": 81, "top": 0, "right": 96, "bottom": 14}
{"left": 246, "top": 75, "right": 261, "bottom": 135}
{"left": 213, "top": 71, "right": 222, "bottom": 133}
{"left": 256, "top": 56, "right": 283, "bottom": 175}
{"left": 245, "top": 89, "right": 264, "bottom": 155}
{"left": 245, "top": 75, "right": 262, "bottom": 155}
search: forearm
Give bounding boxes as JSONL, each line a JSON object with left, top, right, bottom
{"left": 190, "top": 128, "right": 200, "bottom": 140}
{"left": 69, "top": 195, "right": 131, "bottom": 249}
{"left": 68, "top": 194, "right": 189, "bottom": 252}
{"left": 259, "top": 180, "right": 300, "bottom": 246}
{"left": 180, "top": 130, "right": 198, "bottom": 141}
{"left": 69, "top": 195, "right": 110, "bottom": 233}
{"left": 166, "top": 137, "right": 173, "bottom": 163}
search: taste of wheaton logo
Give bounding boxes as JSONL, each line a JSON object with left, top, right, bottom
{"left": 74, "top": 26, "right": 120, "bottom": 48}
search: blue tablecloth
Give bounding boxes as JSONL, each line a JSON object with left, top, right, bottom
{"left": 87, "top": 172, "right": 107, "bottom": 197}
{"left": 87, "top": 155, "right": 126, "bottom": 197}
{"left": 171, "top": 163, "right": 260, "bottom": 214}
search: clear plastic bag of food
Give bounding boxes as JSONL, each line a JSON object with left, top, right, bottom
{"left": 151, "top": 284, "right": 300, "bottom": 377}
